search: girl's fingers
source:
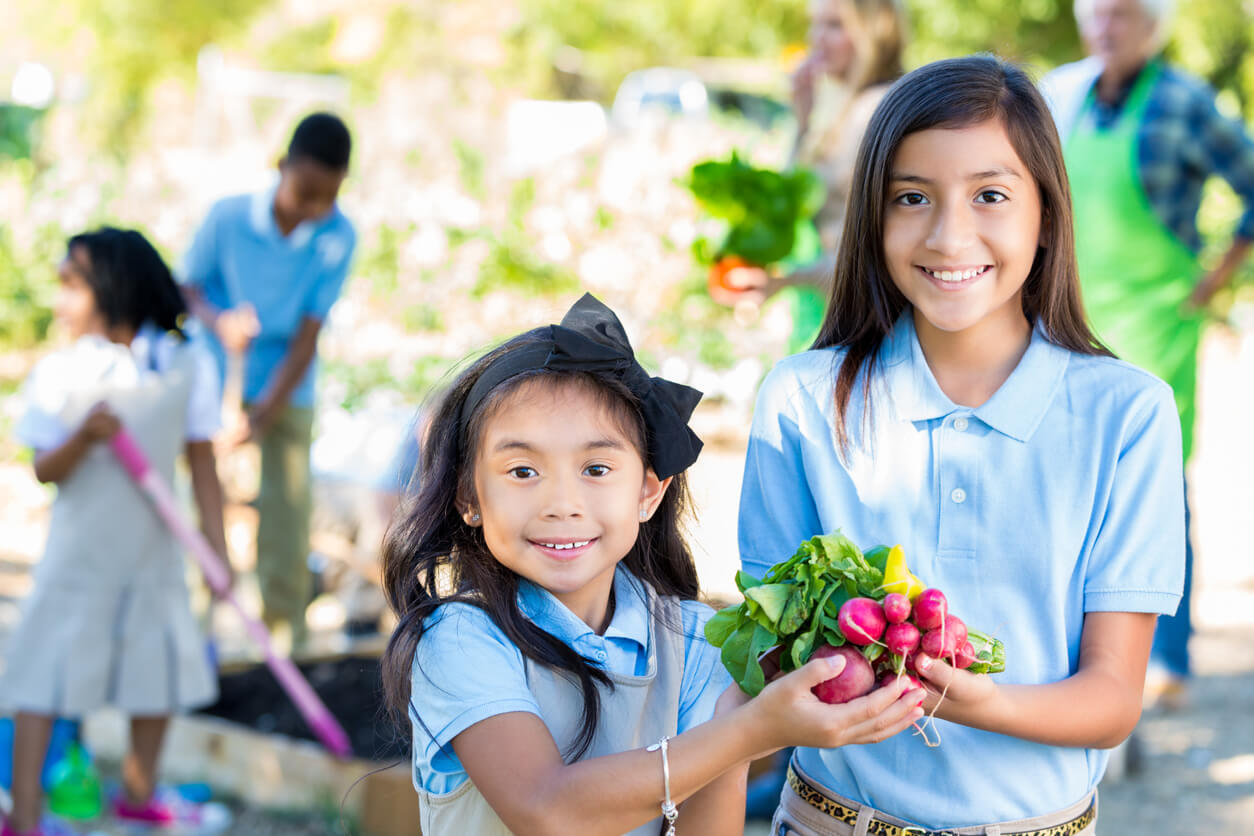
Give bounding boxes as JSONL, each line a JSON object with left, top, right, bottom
{"left": 792, "top": 654, "right": 847, "bottom": 690}
{"left": 914, "top": 653, "right": 954, "bottom": 689}
{"left": 837, "top": 688, "right": 927, "bottom": 744}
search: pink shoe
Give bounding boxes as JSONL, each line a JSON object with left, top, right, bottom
{"left": 111, "top": 795, "right": 177, "bottom": 826}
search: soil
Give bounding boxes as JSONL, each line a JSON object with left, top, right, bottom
{"left": 196, "top": 656, "right": 408, "bottom": 764}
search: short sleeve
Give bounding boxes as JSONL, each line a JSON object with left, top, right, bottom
{"left": 1084, "top": 383, "right": 1186, "bottom": 614}
{"left": 15, "top": 355, "right": 72, "bottom": 451}
{"left": 676, "top": 602, "right": 733, "bottom": 733}
{"left": 737, "top": 365, "right": 824, "bottom": 578}
{"left": 183, "top": 340, "right": 222, "bottom": 442}
{"left": 303, "top": 223, "right": 356, "bottom": 321}
{"left": 409, "top": 604, "right": 541, "bottom": 778}
{"left": 181, "top": 202, "right": 223, "bottom": 290}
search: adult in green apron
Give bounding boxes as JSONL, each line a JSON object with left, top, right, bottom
{"left": 1050, "top": 0, "right": 1254, "bottom": 698}
{"left": 1066, "top": 61, "right": 1203, "bottom": 465}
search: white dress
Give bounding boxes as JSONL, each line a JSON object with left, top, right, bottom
{"left": 1, "top": 331, "right": 219, "bottom": 715}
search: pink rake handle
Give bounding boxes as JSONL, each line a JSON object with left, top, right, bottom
{"left": 110, "top": 431, "right": 353, "bottom": 759}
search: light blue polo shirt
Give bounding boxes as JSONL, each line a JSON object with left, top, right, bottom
{"left": 739, "top": 313, "right": 1185, "bottom": 829}
{"left": 408, "top": 566, "right": 732, "bottom": 794}
{"left": 181, "top": 187, "right": 356, "bottom": 408}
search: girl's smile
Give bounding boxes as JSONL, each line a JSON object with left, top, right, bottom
{"left": 916, "top": 263, "right": 993, "bottom": 288}
{"left": 468, "top": 379, "right": 668, "bottom": 630}
{"left": 529, "top": 537, "right": 598, "bottom": 560}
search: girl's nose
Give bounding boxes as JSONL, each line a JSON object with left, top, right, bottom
{"left": 541, "top": 472, "right": 584, "bottom": 519}
{"left": 925, "top": 203, "right": 976, "bottom": 256}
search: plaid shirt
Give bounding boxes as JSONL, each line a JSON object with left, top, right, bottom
{"left": 1086, "top": 60, "right": 1254, "bottom": 253}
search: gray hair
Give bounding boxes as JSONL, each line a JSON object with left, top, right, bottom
{"left": 1074, "top": 0, "right": 1175, "bottom": 48}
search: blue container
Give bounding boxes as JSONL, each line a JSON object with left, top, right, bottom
{"left": 0, "top": 716, "right": 12, "bottom": 789}
{"left": 43, "top": 718, "right": 82, "bottom": 791}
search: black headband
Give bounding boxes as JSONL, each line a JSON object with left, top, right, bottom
{"left": 459, "top": 293, "right": 704, "bottom": 479}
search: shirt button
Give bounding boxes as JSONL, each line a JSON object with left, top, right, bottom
{"left": 951, "top": 488, "right": 967, "bottom": 504}
{"left": 953, "top": 416, "right": 969, "bottom": 432}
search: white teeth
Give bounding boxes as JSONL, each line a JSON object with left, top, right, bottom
{"left": 926, "top": 266, "right": 986, "bottom": 282}
{"left": 539, "top": 540, "right": 591, "bottom": 550}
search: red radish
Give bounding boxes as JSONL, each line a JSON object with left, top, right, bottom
{"left": 877, "top": 672, "right": 927, "bottom": 706}
{"left": 882, "top": 592, "right": 911, "bottom": 624}
{"left": 810, "top": 645, "right": 876, "bottom": 704}
{"left": 884, "top": 622, "right": 921, "bottom": 656}
{"left": 921, "top": 627, "right": 959, "bottom": 659}
{"left": 912, "top": 588, "right": 948, "bottom": 631}
{"left": 837, "top": 597, "right": 887, "bottom": 646}
{"left": 877, "top": 671, "right": 925, "bottom": 691}
{"left": 954, "top": 641, "right": 977, "bottom": 669}
{"left": 943, "top": 615, "right": 968, "bottom": 648}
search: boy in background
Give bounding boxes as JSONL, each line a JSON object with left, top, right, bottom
{"left": 183, "top": 112, "right": 356, "bottom": 652}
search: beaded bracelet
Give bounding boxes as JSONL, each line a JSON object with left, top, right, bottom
{"left": 646, "top": 735, "right": 678, "bottom": 835}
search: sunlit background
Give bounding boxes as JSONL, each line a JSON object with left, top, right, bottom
{"left": 0, "top": 1, "right": 1252, "bottom": 833}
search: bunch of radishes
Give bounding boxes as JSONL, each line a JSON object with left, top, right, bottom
{"left": 810, "top": 587, "right": 999, "bottom": 705}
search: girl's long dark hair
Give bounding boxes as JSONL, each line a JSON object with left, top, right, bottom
{"left": 813, "top": 54, "right": 1111, "bottom": 452}
{"left": 380, "top": 329, "right": 699, "bottom": 761}
{"left": 68, "top": 227, "right": 188, "bottom": 339}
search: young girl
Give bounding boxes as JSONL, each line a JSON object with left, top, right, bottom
{"left": 738, "top": 56, "right": 1185, "bottom": 834}
{"left": 379, "top": 294, "right": 925, "bottom": 836}
{"left": 2, "top": 228, "right": 226, "bottom": 836}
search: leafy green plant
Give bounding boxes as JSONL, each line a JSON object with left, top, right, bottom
{"left": 686, "top": 152, "right": 824, "bottom": 267}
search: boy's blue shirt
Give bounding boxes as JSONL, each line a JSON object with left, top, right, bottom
{"left": 408, "top": 565, "right": 732, "bottom": 795}
{"left": 181, "top": 187, "right": 356, "bottom": 408}
{"left": 738, "top": 313, "right": 1185, "bottom": 828}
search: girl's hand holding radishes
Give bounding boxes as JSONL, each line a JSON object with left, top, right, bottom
{"left": 737, "top": 654, "right": 926, "bottom": 759}
{"left": 911, "top": 651, "right": 999, "bottom": 720}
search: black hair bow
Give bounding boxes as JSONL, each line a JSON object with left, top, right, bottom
{"left": 461, "top": 294, "right": 703, "bottom": 479}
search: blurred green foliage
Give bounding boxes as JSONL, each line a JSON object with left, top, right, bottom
{"left": 23, "top": 0, "right": 270, "bottom": 146}
{"left": 3, "top": 0, "right": 1252, "bottom": 369}
{"left": 0, "top": 106, "right": 44, "bottom": 161}
{"left": 508, "top": 0, "right": 808, "bottom": 99}
{"left": 906, "top": 0, "right": 1081, "bottom": 66}
{"left": 0, "top": 224, "right": 60, "bottom": 351}
{"left": 324, "top": 353, "right": 456, "bottom": 411}
{"left": 472, "top": 178, "right": 580, "bottom": 298}
{"left": 509, "top": 0, "right": 1251, "bottom": 113}
{"left": 357, "top": 223, "right": 407, "bottom": 299}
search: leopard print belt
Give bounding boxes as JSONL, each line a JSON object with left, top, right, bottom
{"left": 785, "top": 765, "right": 1096, "bottom": 836}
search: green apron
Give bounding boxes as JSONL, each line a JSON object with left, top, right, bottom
{"left": 1065, "top": 61, "right": 1203, "bottom": 462}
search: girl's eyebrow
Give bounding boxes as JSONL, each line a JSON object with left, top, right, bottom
{"left": 491, "top": 437, "right": 628, "bottom": 453}
{"left": 890, "top": 166, "right": 1022, "bottom": 183}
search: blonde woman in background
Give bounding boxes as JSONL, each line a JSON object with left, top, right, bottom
{"left": 735, "top": 0, "right": 907, "bottom": 353}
